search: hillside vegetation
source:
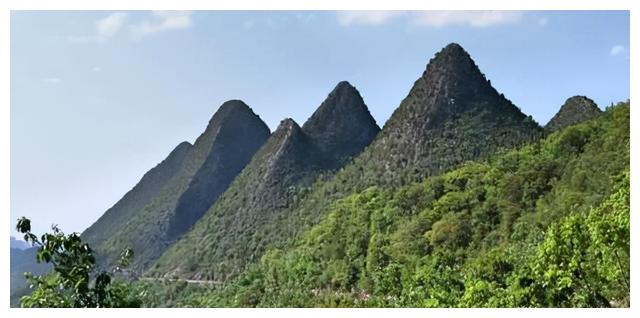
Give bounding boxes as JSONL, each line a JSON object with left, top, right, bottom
{"left": 151, "top": 101, "right": 629, "bottom": 307}
{"left": 151, "top": 43, "right": 543, "bottom": 282}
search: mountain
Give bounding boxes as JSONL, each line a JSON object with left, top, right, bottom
{"left": 545, "top": 95, "right": 602, "bottom": 132}
{"left": 259, "top": 43, "right": 546, "bottom": 254}
{"left": 10, "top": 247, "right": 51, "bottom": 307}
{"left": 199, "top": 101, "right": 629, "bottom": 308}
{"left": 151, "top": 43, "right": 543, "bottom": 281}
{"left": 302, "top": 81, "right": 380, "bottom": 166}
{"left": 10, "top": 236, "right": 30, "bottom": 250}
{"left": 82, "top": 141, "right": 192, "bottom": 248}
{"left": 150, "top": 82, "right": 380, "bottom": 280}
{"left": 83, "top": 100, "right": 270, "bottom": 271}
{"left": 351, "top": 42, "right": 542, "bottom": 187}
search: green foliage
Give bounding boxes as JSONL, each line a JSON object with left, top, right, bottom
{"left": 15, "top": 218, "right": 141, "bottom": 308}
{"left": 162, "top": 101, "right": 628, "bottom": 308}
{"left": 530, "top": 171, "right": 630, "bottom": 307}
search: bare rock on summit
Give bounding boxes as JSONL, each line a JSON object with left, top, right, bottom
{"left": 84, "top": 100, "right": 270, "bottom": 271}
{"left": 545, "top": 96, "right": 602, "bottom": 133}
{"left": 151, "top": 82, "right": 380, "bottom": 281}
{"left": 302, "top": 81, "right": 380, "bottom": 167}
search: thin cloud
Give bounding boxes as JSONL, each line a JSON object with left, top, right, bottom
{"left": 96, "top": 12, "right": 127, "bottom": 37}
{"left": 336, "top": 11, "right": 524, "bottom": 28}
{"left": 67, "top": 12, "right": 126, "bottom": 43}
{"left": 91, "top": 66, "right": 102, "bottom": 72}
{"left": 610, "top": 45, "right": 625, "bottom": 56}
{"left": 129, "top": 11, "right": 193, "bottom": 39}
{"left": 337, "top": 11, "right": 405, "bottom": 26}
{"left": 412, "top": 11, "right": 523, "bottom": 28}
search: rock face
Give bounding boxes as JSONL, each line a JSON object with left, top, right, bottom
{"left": 351, "top": 42, "right": 543, "bottom": 186}
{"left": 168, "top": 101, "right": 273, "bottom": 238}
{"left": 150, "top": 82, "right": 380, "bottom": 280}
{"left": 163, "top": 43, "right": 545, "bottom": 283}
{"left": 83, "top": 100, "right": 270, "bottom": 271}
{"left": 545, "top": 96, "right": 602, "bottom": 133}
{"left": 82, "top": 141, "right": 192, "bottom": 247}
{"left": 302, "top": 81, "right": 380, "bottom": 166}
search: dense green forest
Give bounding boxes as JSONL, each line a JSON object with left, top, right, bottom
{"left": 150, "top": 43, "right": 543, "bottom": 281}
{"left": 134, "top": 101, "right": 629, "bottom": 307}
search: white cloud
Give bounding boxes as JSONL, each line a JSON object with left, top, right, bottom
{"left": 336, "top": 10, "right": 523, "bottom": 28}
{"left": 412, "top": 11, "right": 523, "bottom": 28}
{"left": 42, "top": 78, "right": 62, "bottom": 84}
{"left": 96, "top": 12, "right": 127, "bottom": 37}
{"left": 130, "top": 11, "right": 193, "bottom": 39}
{"left": 610, "top": 45, "right": 625, "bottom": 56}
{"left": 336, "top": 11, "right": 405, "bottom": 26}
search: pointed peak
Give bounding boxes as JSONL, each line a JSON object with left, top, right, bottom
{"left": 440, "top": 42, "right": 467, "bottom": 55}
{"left": 176, "top": 141, "right": 192, "bottom": 149}
{"left": 301, "top": 81, "right": 379, "bottom": 162}
{"left": 545, "top": 95, "right": 602, "bottom": 132}
{"left": 303, "top": 81, "right": 374, "bottom": 127}
{"left": 277, "top": 118, "right": 302, "bottom": 132}
{"left": 215, "top": 99, "right": 254, "bottom": 117}
{"left": 562, "top": 95, "right": 599, "bottom": 108}
{"left": 558, "top": 95, "right": 601, "bottom": 116}
{"left": 332, "top": 80, "right": 357, "bottom": 94}
{"left": 206, "top": 100, "right": 265, "bottom": 129}
{"left": 170, "top": 141, "right": 192, "bottom": 155}
{"left": 427, "top": 42, "right": 477, "bottom": 73}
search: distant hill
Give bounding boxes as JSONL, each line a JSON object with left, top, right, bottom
{"left": 151, "top": 81, "right": 380, "bottom": 280}
{"left": 10, "top": 247, "right": 51, "bottom": 307}
{"left": 545, "top": 95, "right": 602, "bottom": 132}
{"left": 83, "top": 100, "right": 270, "bottom": 271}
{"left": 10, "top": 236, "right": 30, "bottom": 250}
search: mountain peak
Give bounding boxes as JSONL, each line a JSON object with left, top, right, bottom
{"left": 302, "top": 81, "right": 380, "bottom": 164}
{"left": 364, "top": 43, "right": 541, "bottom": 185}
{"left": 278, "top": 118, "right": 302, "bottom": 132}
{"left": 422, "top": 43, "right": 484, "bottom": 84}
{"left": 208, "top": 99, "right": 261, "bottom": 126}
{"left": 218, "top": 99, "right": 251, "bottom": 111}
{"left": 545, "top": 95, "right": 602, "bottom": 132}
{"left": 440, "top": 42, "right": 467, "bottom": 55}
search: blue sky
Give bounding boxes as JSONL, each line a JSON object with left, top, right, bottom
{"left": 10, "top": 11, "right": 629, "bottom": 237}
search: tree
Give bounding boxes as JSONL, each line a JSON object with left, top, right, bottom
{"left": 16, "top": 217, "right": 141, "bottom": 308}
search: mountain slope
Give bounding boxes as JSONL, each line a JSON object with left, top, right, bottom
{"left": 353, "top": 42, "right": 542, "bottom": 187}
{"left": 262, "top": 42, "right": 544, "bottom": 245}
{"left": 82, "top": 141, "right": 192, "bottom": 247}
{"left": 302, "top": 81, "right": 380, "bottom": 166}
{"left": 181, "top": 101, "right": 629, "bottom": 308}
{"left": 10, "top": 236, "right": 30, "bottom": 250}
{"left": 86, "top": 100, "right": 270, "bottom": 271}
{"left": 151, "top": 82, "right": 380, "bottom": 280}
{"left": 545, "top": 95, "right": 602, "bottom": 132}
{"left": 151, "top": 43, "right": 542, "bottom": 281}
